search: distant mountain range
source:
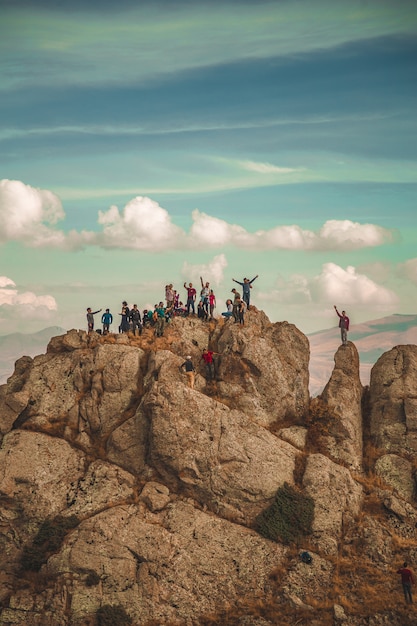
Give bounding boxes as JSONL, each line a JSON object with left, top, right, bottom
{"left": 1, "top": 316, "right": 416, "bottom": 395}
{"left": 0, "top": 327, "right": 66, "bottom": 385}
{"left": 309, "top": 313, "right": 417, "bottom": 395}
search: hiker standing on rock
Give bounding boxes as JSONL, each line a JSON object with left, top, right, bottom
{"left": 119, "top": 301, "right": 130, "bottom": 333}
{"left": 334, "top": 305, "right": 349, "bottom": 346}
{"left": 180, "top": 356, "right": 196, "bottom": 389}
{"left": 238, "top": 296, "right": 247, "bottom": 325}
{"left": 86, "top": 307, "right": 102, "bottom": 332}
{"left": 184, "top": 282, "right": 197, "bottom": 316}
{"left": 130, "top": 304, "right": 142, "bottom": 336}
{"left": 232, "top": 275, "right": 258, "bottom": 309}
{"left": 231, "top": 288, "right": 241, "bottom": 322}
{"left": 397, "top": 562, "right": 414, "bottom": 604}
{"left": 201, "top": 348, "right": 218, "bottom": 380}
{"left": 101, "top": 308, "right": 113, "bottom": 334}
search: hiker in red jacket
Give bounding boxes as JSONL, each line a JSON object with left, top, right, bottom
{"left": 397, "top": 562, "right": 414, "bottom": 604}
{"left": 201, "top": 348, "right": 218, "bottom": 380}
{"left": 334, "top": 305, "right": 350, "bottom": 346}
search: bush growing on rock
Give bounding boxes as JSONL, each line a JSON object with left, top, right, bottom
{"left": 255, "top": 482, "right": 314, "bottom": 544}
{"left": 96, "top": 604, "right": 132, "bottom": 626}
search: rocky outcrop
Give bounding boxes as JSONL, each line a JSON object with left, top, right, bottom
{"left": 302, "top": 453, "right": 363, "bottom": 555}
{"left": 0, "top": 312, "right": 416, "bottom": 625}
{"left": 318, "top": 342, "right": 363, "bottom": 470}
{"left": 215, "top": 311, "right": 310, "bottom": 428}
{"left": 369, "top": 345, "right": 417, "bottom": 455}
{"left": 368, "top": 345, "right": 417, "bottom": 503}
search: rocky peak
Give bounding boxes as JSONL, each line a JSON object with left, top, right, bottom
{"left": 0, "top": 311, "right": 416, "bottom": 625}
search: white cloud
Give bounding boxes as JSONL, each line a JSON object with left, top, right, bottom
{"left": 398, "top": 258, "right": 417, "bottom": 285}
{"left": 0, "top": 276, "right": 16, "bottom": 288}
{"left": 0, "top": 275, "right": 58, "bottom": 320}
{"left": 182, "top": 254, "right": 228, "bottom": 287}
{"left": 318, "top": 220, "right": 394, "bottom": 250}
{"left": 189, "top": 210, "right": 250, "bottom": 247}
{"left": 96, "top": 196, "right": 185, "bottom": 250}
{"left": 0, "top": 179, "right": 66, "bottom": 248}
{"left": 312, "top": 263, "right": 398, "bottom": 306}
{"left": 0, "top": 181, "right": 395, "bottom": 253}
{"left": 189, "top": 214, "right": 393, "bottom": 252}
{"left": 259, "top": 263, "right": 398, "bottom": 308}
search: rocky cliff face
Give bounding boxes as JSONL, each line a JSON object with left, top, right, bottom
{"left": 0, "top": 311, "right": 416, "bottom": 626}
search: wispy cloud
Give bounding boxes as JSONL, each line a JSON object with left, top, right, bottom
{"left": 237, "top": 160, "right": 299, "bottom": 174}
{"left": 0, "top": 113, "right": 396, "bottom": 142}
{"left": 2, "top": 1, "right": 416, "bottom": 91}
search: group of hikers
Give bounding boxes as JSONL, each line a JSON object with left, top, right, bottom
{"left": 85, "top": 281, "right": 417, "bottom": 604}
{"left": 86, "top": 274, "right": 260, "bottom": 337}
{"left": 86, "top": 277, "right": 353, "bottom": 350}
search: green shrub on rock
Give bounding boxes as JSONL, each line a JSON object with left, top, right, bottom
{"left": 255, "top": 482, "right": 314, "bottom": 544}
{"left": 96, "top": 604, "right": 132, "bottom": 626}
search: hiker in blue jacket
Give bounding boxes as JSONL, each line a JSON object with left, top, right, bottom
{"left": 101, "top": 309, "right": 113, "bottom": 334}
{"left": 232, "top": 275, "right": 259, "bottom": 308}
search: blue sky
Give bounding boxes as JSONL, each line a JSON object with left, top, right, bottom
{"left": 0, "top": 0, "right": 416, "bottom": 335}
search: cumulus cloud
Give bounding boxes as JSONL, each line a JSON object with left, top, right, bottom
{"left": 189, "top": 210, "right": 250, "bottom": 247}
{"left": 318, "top": 220, "right": 394, "bottom": 250}
{"left": 311, "top": 263, "right": 398, "bottom": 305}
{"left": 96, "top": 196, "right": 185, "bottom": 250}
{"left": 182, "top": 254, "right": 228, "bottom": 287}
{"left": 0, "top": 275, "right": 57, "bottom": 320}
{"left": 0, "top": 180, "right": 395, "bottom": 253}
{"left": 259, "top": 263, "right": 398, "bottom": 309}
{"left": 189, "top": 212, "right": 392, "bottom": 252}
{"left": 0, "top": 179, "right": 66, "bottom": 248}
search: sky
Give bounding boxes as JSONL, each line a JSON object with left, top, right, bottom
{"left": 0, "top": 0, "right": 416, "bottom": 336}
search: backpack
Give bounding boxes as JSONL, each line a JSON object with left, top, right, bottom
{"left": 300, "top": 551, "right": 312, "bottom": 564}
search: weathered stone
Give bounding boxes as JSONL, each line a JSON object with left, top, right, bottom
{"left": 282, "top": 552, "right": 333, "bottom": 606}
{"left": 278, "top": 425, "right": 308, "bottom": 450}
{"left": 369, "top": 345, "right": 417, "bottom": 456}
{"left": 215, "top": 312, "right": 310, "bottom": 428}
{"left": 0, "top": 430, "right": 86, "bottom": 520}
{"left": 319, "top": 342, "right": 363, "bottom": 470}
{"left": 44, "top": 500, "right": 286, "bottom": 625}
{"left": 375, "top": 454, "right": 415, "bottom": 502}
{"left": 0, "top": 321, "right": 417, "bottom": 625}
{"left": 140, "top": 481, "right": 170, "bottom": 512}
{"left": 302, "top": 453, "right": 363, "bottom": 555}
{"left": 146, "top": 352, "right": 300, "bottom": 523}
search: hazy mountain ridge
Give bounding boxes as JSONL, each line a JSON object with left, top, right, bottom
{"left": 0, "top": 327, "right": 66, "bottom": 384}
